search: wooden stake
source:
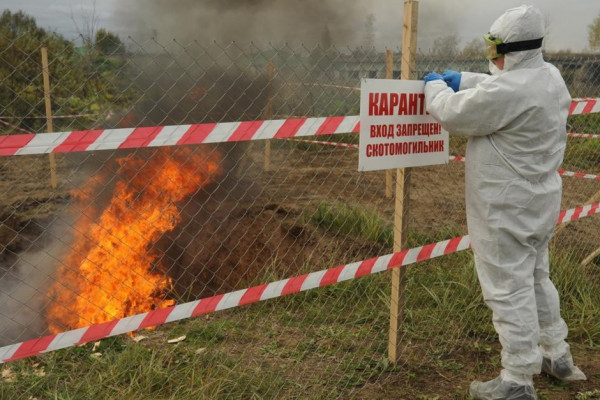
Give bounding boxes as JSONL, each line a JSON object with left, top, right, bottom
{"left": 264, "top": 61, "right": 275, "bottom": 171}
{"left": 389, "top": 0, "right": 418, "bottom": 365}
{"left": 581, "top": 246, "right": 600, "bottom": 267}
{"left": 385, "top": 50, "right": 394, "bottom": 199}
{"left": 41, "top": 47, "right": 57, "bottom": 189}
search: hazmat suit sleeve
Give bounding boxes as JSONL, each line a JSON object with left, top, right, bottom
{"left": 459, "top": 72, "right": 489, "bottom": 90}
{"left": 424, "top": 74, "right": 531, "bottom": 137}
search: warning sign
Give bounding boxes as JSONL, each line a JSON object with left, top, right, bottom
{"left": 358, "top": 79, "right": 449, "bottom": 171}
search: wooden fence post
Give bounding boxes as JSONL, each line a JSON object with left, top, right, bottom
{"left": 41, "top": 47, "right": 57, "bottom": 189}
{"left": 264, "top": 61, "right": 275, "bottom": 171}
{"left": 388, "top": 0, "right": 418, "bottom": 365}
{"left": 385, "top": 50, "right": 394, "bottom": 199}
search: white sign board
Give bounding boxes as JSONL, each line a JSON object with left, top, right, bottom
{"left": 358, "top": 79, "right": 449, "bottom": 171}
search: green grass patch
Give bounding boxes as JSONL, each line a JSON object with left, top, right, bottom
{"left": 565, "top": 114, "right": 600, "bottom": 170}
{"left": 563, "top": 137, "right": 600, "bottom": 170}
{"left": 307, "top": 201, "right": 466, "bottom": 250}
{"left": 308, "top": 202, "right": 393, "bottom": 247}
{"left": 550, "top": 251, "right": 600, "bottom": 345}
{"left": 568, "top": 113, "right": 600, "bottom": 135}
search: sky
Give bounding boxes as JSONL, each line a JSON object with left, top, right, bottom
{"left": 2, "top": 0, "right": 598, "bottom": 52}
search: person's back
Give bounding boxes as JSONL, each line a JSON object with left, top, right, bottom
{"left": 475, "top": 61, "right": 571, "bottom": 180}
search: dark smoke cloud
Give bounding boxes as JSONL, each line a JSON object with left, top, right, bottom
{"left": 116, "top": 0, "right": 362, "bottom": 45}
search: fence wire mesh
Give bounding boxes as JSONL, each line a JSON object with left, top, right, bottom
{"left": 1, "top": 28, "right": 600, "bottom": 399}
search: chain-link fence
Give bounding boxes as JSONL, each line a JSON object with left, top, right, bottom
{"left": 1, "top": 25, "right": 600, "bottom": 399}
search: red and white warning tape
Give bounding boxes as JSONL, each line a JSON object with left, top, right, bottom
{"left": 0, "top": 116, "right": 360, "bottom": 157}
{"left": 450, "top": 157, "right": 600, "bottom": 180}
{"left": 558, "top": 170, "right": 600, "bottom": 181}
{"left": 1, "top": 97, "right": 598, "bottom": 157}
{"left": 558, "top": 202, "right": 600, "bottom": 224}
{"left": 0, "top": 118, "right": 33, "bottom": 135}
{"left": 0, "top": 236, "right": 469, "bottom": 363}
{"left": 0, "top": 201, "right": 597, "bottom": 364}
{"left": 445, "top": 157, "right": 600, "bottom": 181}
{"left": 568, "top": 132, "right": 600, "bottom": 140}
{"left": 283, "top": 139, "right": 600, "bottom": 181}
{"left": 282, "top": 131, "right": 596, "bottom": 143}
{"left": 569, "top": 98, "right": 600, "bottom": 115}
{"left": 284, "top": 139, "right": 468, "bottom": 164}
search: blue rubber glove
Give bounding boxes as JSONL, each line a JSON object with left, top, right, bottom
{"left": 442, "top": 69, "right": 461, "bottom": 92}
{"left": 423, "top": 72, "right": 443, "bottom": 83}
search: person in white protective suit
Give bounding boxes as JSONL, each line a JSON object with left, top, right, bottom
{"left": 423, "top": 5, "right": 586, "bottom": 400}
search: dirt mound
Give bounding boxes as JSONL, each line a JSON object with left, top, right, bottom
{"left": 159, "top": 202, "right": 386, "bottom": 300}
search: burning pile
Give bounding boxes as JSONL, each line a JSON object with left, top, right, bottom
{"left": 45, "top": 147, "right": 222, "bottom": 333}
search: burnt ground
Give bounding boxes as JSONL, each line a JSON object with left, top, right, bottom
{"left": 0, "top": 140, "right": 599, "bottom": 398}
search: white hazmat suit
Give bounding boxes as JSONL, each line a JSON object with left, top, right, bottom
{"left": 424, "top": 4, "right": 585, "bottom": 395}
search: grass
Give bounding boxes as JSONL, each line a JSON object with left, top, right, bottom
{"left": 563, "top": 138, "right": 600, "bottom": 171}
{"left": 550, "top": 251, "right": 600, "bottom": 345}
{"left": 308, "top": 202, "right": 394, "bottom": 247}
{"left": 568, "top": 114, "right": 600, "bottom": 135}
{"left": 576, "top": 390, "right": 600, "bottom": 399}
{"left": 564, "top": 113, "right": 600, "bottom": 170}
{"left": 1, "top": 203, "right": 599, "bottom": 399}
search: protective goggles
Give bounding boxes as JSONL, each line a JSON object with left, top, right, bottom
{"left": 483, "top": 33, "right": 544, "bottom": 60}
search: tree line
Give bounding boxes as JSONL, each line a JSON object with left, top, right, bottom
{"left": 0, "top": 9, "right": 133, "bottom": 134}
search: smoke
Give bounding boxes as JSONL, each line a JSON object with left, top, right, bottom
{"left": 0, "top": 220, "right": 74, "bottom": 345}
{"left": 115, "top": 0, "right": 362, "bottom": 46}
{"left": 111, "top": 0, "right": 491, "bottom": 51}
{"left": 0, "top": 251, "right": 55, "bottom": 344}
{"left": 115, "top": 0, "right": 494, "bottom": 53}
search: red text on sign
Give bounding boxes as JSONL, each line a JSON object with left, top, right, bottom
{"left": 368, "top": 92, "right": 426, "bottom": 116}
{"left": 369, "top": 123, "right": 442, "bottom": 139}
{"left": 365, "top": 140, "right": 445, "bottom": 157}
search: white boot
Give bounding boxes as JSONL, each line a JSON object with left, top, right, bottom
{"left": 540, "top": 346, "right": 587, "bottom": 381}
{"left": 469, "top": 370, "right": 537, "bottom": 400}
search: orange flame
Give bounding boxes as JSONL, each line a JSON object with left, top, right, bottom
{"left": 46, "top": 147, "right": 222, "bottom": 333}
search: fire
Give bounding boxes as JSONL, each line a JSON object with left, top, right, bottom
{"left": 46, "top": 147, "right": 222, "bottom": 333}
